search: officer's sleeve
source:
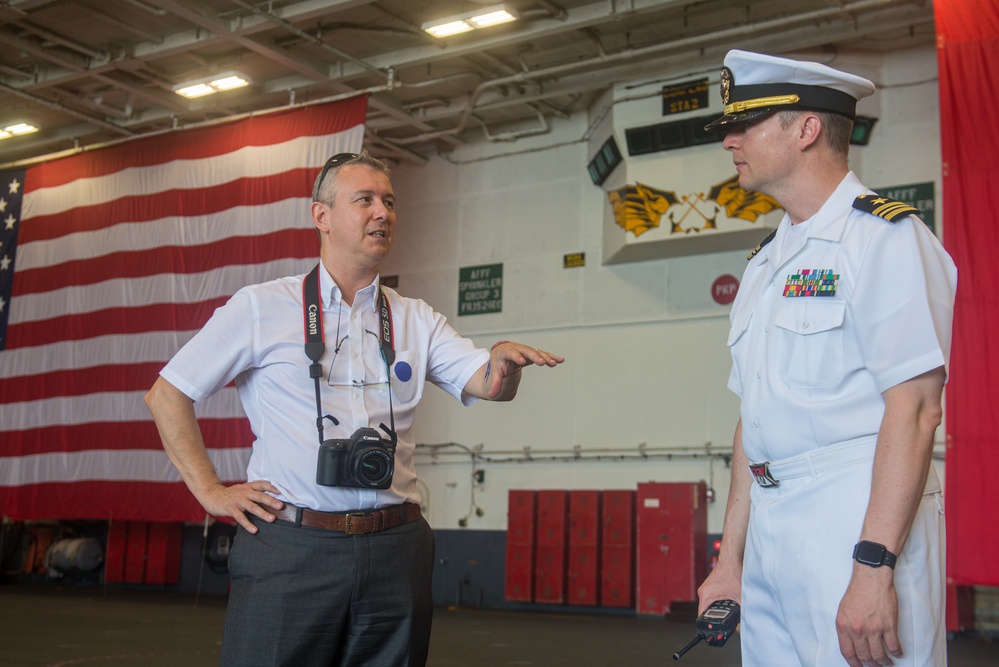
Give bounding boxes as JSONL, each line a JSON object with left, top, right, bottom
{"left": 850, "top": 216, "right": 957, "bottom": 393}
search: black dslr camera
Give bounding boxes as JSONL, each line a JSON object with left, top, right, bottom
{"left": 316, "top": 427, "right": 396, "bottom": 489}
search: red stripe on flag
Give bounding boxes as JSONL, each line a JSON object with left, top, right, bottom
{"left": 19, "top": 171, "right": 314, "bottom": 244}
{"left": 23, "top": 96, "right": 368, "bottom": 190}
{"left": 3, "top": 419, "right": 253, "bottom": 457}
{"left": 0, "top": 362, "right": 164, "bottom": 401}
{"left": 5, "top": 298, "right": 228, "bottom": 349}
{"left": 0, "top": 480, "right": 217, "bottom": 522}
{"left": 14, "top": 228, "right": 316, "bottom": 296}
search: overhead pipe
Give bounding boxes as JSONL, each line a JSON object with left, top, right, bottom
{"left": 391, "top": 0, "right": 926, "bottom": 145}
{"left": 0, "top": 81, "right": 134, "bottom": 137}
{"left": 11, "top": 20, "right": 106, "bottom": 60}
{"left": 415, "top": 440, "right": 733, "bottom": 464}
{"left": 533, "top": 0, "right": 569, "bottom": 21}
{"left": 475, "top": 108, "right": 550, "bottom": 142}
{"left": 229, "top": 0, "right": 388, "bottom": 80}
{"left": 123, "top": 0, "right": 168, "bottom": 15}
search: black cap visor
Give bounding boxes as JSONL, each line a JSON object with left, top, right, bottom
{"left": 704, "top": 107, "right": 775, "bottom": 132}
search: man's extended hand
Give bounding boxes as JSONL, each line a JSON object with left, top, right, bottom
{"left": 482, "top": 341, "right": 564, "bottom": 400}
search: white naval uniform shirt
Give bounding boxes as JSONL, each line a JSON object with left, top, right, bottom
{"left": 161, "top": 262, "right": 489, "bottom": 512}
{"left": 727, "top": 171, "right": 957, "bottom": 465}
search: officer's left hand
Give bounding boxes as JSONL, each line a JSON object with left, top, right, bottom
{"left": 835, "top": 565, "right": 902, "bottom": 667}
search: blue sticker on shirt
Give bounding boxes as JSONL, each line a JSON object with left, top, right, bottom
{"left": 394, "top": 361, "right": 413, "bottom": 383}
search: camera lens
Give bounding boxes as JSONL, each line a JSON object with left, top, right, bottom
{"left": 353, "top": 447, "right": 393, "bottom": 488}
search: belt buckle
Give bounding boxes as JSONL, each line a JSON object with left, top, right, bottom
{"left": 343, "top": 511, "right": 368, "bottom": 535}
{"left": 749, "top": 461, "right": 780, "bottom": 488}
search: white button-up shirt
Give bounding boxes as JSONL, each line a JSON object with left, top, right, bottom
{"left": 161, "top": 263, "right": 489, "bottom": 511}
{"left": 727, "top": 172, "right": 957, "bottom": 464}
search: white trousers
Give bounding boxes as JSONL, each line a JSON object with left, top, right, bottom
{"left": 740, "top": 447, "right": 946, "bottom": 666}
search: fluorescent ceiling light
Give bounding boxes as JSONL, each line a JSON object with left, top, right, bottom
{"left": 173, "top": 71, "right": 251, "bottom": 99}
{"left": 0, "top": 123, "right": 39, "bottom": 140}
{"left": 469, "top": 10, "right": 516, "bottom": 28}
{"left": 424, "top": 20, "right": 474, "bottom": 38}
{"left": 422, "top": 4, "right": 517, "bottom": 38}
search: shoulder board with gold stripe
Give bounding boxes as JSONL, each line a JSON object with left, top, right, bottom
{"left": 852, "top": 194, "right": 920, "bottom": 222}
{"left": 747, "top": 229, "right": 777, "bottom": 260}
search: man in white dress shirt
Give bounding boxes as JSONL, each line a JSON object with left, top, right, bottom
{"left": 145, "top": 151, "right": 564, "bottom": 666}
{"left": 696, "top": 51, "right": 956, "bottom": 667}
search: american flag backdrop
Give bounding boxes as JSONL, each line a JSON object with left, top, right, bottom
{"left": 0, "top": 97, "right": 366, "bottom": 522}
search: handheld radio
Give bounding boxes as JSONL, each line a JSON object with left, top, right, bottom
{"left": 672, "top": 599, "right": 740, "bottom": 661}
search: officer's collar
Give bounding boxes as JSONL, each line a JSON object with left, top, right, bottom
{"left": 756, "top": 171, "right": 864, "bottom": 265}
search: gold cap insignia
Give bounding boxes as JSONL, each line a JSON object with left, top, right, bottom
{"left": 720, "top": 67, "right": 733, "bottom": 105}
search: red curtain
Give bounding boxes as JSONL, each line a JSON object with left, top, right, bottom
{"left": 937, "top": 0, "right": 999, "bottom": 586}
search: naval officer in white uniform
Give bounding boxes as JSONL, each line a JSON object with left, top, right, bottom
{"left": 696, "top": 50, "right": 957, "bottom": 667}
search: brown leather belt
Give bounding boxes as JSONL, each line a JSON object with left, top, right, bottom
{"left": 271, "top": 502, "right": 422, "bottom": 535}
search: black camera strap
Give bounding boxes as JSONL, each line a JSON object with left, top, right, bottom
{"left": 303, "top": 263, "right": 397, "bottom": 445}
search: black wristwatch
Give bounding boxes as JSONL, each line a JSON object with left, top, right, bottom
{"left": 853, "top": 540, "right": 897, "bottom": 569}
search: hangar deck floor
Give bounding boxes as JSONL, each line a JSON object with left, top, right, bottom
{"left": 1, "top": 583, "right": 996, "bottom": 666}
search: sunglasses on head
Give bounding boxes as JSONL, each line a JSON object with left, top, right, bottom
{"left": 314, "top": 152, "right": 361, "bottom": 198}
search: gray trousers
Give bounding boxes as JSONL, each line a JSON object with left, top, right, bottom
{"left": 220, "top": 514, "right": 435, "bottom": 667}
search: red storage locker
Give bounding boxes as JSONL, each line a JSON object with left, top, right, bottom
{"left": 505, "top": 490, "right": 537, "bottom": 602}
{"left": 535, "top": 543, "right": 567, "bottom": 603}
{"left": 534, "top": 490, "right": 568, "bottom": 604}
{"left": 505, "top": 544, "right": 534, "bottom": 601}
{"left": 636, "top": 482, "right": 707, "bottom": 615}
{"left": 507, "top": 490, "right": 537, "bottom": 544}
{"left": 535, "top": 490, "right": 568, "bottom": 544}
{"left": 567, "top": 490, "right": 600, "bottom": 605}
{"left": 600, "top": 489, "right": 635, "bottom": 607}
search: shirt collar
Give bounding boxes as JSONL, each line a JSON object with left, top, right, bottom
{"left": 317, "top": 262, "right": 381, "bottom": 312}
{"left": 806, "top": 171, "right": 867, "bottom": 242}
{"left": 756, "top": 171, "right": 866, "bottom": 265}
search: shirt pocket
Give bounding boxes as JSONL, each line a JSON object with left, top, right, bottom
{"left": 774, "top": 300, "right": 846, "bottom": 388}
{"left": 389, "top": 350, "right": 421, "bottom": 405}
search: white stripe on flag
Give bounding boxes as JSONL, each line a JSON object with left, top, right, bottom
{"left": 0, "top": 388, "right": 244, "bottom": 431}
{"left": 22, "top": 127, "right": 364, "bottom": 218}
{"left": 1, "top": 331, "right": 199, "bottom": 378}
{"left": 10, "top": 257, "right": 314, "bottom": 325}
{"left": 0, "top": 447, "right": 251, "bottom": 486}
{"left": 16, "top": 198, "right": 307, "bottom": 271}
